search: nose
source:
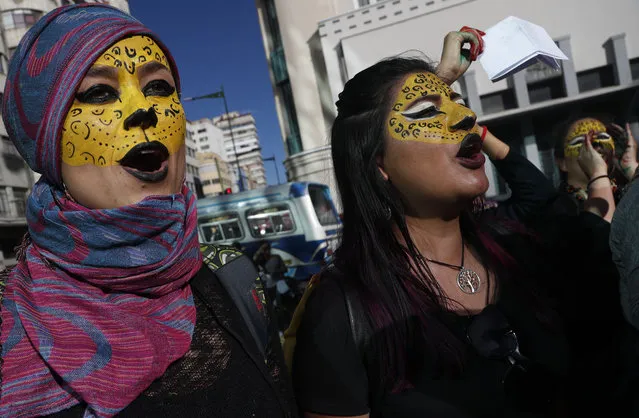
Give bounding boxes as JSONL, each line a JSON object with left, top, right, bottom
{"left": 450, "top": 115, "right": 476, "bottom": 131}
{"left": 123, "top": 107, "right": 158, "bottom": 131}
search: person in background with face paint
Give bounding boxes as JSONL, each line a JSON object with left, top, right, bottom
{"left": 529, "top": 116, "right": 639, "bottom": 415}
{"left": 554, "top": 117, "right": 639, "bottom": 221}
{"left": 290, "top": 28, "right": 574, "bottom": 418}
{"left": 0, "top": 5, "right": 295, "bottom": 417}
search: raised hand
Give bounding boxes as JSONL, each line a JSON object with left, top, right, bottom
{"left": 436, "top": 26, "right": 485, "bottom": 86}
{"left": 578, "top": 130, "right": 609, "bottom": 180}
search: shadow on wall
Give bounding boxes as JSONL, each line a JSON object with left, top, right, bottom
{"left": 308, "top": 29, "right": 337, "bottom": 136}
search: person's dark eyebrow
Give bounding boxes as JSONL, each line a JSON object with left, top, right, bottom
{"left": 137, "top": 61, "right": 171, "bottom": 79}
{"left": 84, "top": 65, "right": 118, "bottom": 80}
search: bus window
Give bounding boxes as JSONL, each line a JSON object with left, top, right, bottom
{"left": 198, "top": 213, "right": 243, "bottom": 243}
{"left": 246, "top": 205, "right": 296, "bottom": 237}
{"left": 308, "top": 184, "right": 339, "bottom": 226}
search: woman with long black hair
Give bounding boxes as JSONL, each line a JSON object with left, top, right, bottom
{"left": 290, "top": 29, "right": 570, "bottom": 418}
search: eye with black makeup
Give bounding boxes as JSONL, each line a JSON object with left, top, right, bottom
{"left": 402, "top": 106, "right": 442, "bottom": 120}
{"left": 142, "top": 79, "right": 175, "bottom": 97}
{"left": 76, "top": 84, "right": 119, "bottom": 104}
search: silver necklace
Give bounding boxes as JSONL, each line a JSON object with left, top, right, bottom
{"left": 422, "top": 236, "right": 482, "bottom": 294}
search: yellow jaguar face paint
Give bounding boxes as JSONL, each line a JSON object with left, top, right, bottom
{"left": 387, "top": 72, "right": 479, "bottom": 144}
{"left": 564, "top": 118, "right": 614, "bottom": 158}
{"left": 61, "top": 35, "right": 185, "bottom": 168}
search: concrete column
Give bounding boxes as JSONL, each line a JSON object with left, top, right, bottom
{"left": 460, "top": 70, "right": 483, "bottom": 116}
{"left": 556, "top": 35, "right": 579, "bottom": 96}
{"left": 511, "top": 70, "right": 530, "bottom": 108}
{"left": 629, "top": 121, "right": 639, "bottom": 147}
{"left": 484, "top": 159, "right": 499, "bottom": 198}
{"left": 603, "top": 34, "right": 632, "bottom": 86}
{"left": 521, "top": 119, "right": 542, "bottom": 170}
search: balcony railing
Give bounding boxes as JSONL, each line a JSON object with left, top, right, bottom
{"left": 0, "top": 195, "right": 26, "bottom": 219}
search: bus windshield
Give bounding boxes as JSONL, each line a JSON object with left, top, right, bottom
{"left": 308, "top": 184, "right": 339, "bottom": 226}
{"left": 246, "top": 204, "right": 296, "bottom": 237}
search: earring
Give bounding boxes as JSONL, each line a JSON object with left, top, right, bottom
{"left": 384, "top": 206, "right": 392, "bottom": 220}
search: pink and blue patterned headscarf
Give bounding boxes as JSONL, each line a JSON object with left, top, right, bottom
{"left": 3, "top": 3, "right": 180, "bottom": 186}
{"left": 0, "top": 5, "right": 202, "bottom": 417}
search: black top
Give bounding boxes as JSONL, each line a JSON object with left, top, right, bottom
{"left": 292, "top": 151, "right": 570, "bottom": 417}
{"left": 293, "top": 273, "right": 569, "bottom": 418}
{"left": 49, "top": 263, "right": 296, "bottom": 418}
{"left": 488, "top": 151, "right": 557, "bottom": 224}
{"left": 497, "top": 152, "right": 633, "bottom": 414}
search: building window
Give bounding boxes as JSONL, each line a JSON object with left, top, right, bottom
{"left": 12, "top": 188, "right": 27, "bottom": 217}
{"left": 279, "top": 80, "right": 302, "bottom": 155}
{"left": 1, "top": 9, "right": 42, "bottom": 30}
{"left": 201, "top": 145, "right": 210, "bottom": 151}
{"left": 577, "top": 65, "right": 615, "bottom": 93}
{"left": 198, "top": 213, "right": 244, "bottom": 243}
{"left": 358, "top": 0, "right": 371, "bottom": 6}
{"left": 480, "top": 89, "right": 517, "bottom": 115}
{"left": 528, "top": 77, "right": 564, "bottom": 105}
{"left": 631, "top": 57, "right": 639, "bottom": 81}
{"left": 0, "top": 188, "right": 9, "bottom": 217}
{"left": 246, "top": 204, "right": 295, "bottom": 237}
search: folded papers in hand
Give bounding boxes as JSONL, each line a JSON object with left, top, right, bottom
{"left": 479, "top": 16, "right": 569, "bottom": 82}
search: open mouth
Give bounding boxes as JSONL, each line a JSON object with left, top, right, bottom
{"left": 118, "top": 141, "right": 170, "bottom": 182}
{"left": 456, "top": 133, "right": 485, "bottom": 169}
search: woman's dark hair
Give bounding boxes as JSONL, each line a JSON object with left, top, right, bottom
{"left": 330, "top": 57, "right": 544, "bottom": 393}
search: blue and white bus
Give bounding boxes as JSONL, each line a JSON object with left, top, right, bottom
{"left": 196, "top": 182, "right": 342, "bottom": 280}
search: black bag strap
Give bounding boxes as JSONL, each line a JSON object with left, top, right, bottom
{"left": 193, "top": 248, "right": 269, "bottom": 357}
{"left": 341, "top": 278, "right": 372, "bottom": 360}
{"left": 214, "top": 254, "right": 269, "bottom": 356}
{"left": 333, "top": 269, "right": 383, "bottom": 416}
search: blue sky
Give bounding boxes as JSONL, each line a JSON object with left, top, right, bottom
{"left": 129, "top": 0, "right": 286, "bottom": 185}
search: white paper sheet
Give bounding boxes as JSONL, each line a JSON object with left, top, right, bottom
{"left": 479, "top": 16, "right": 568, "bottom": 82}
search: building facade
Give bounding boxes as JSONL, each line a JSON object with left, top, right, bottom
{"left": 256, "top": 0, "right": 639, "bottom": 202}
{"left": 197, "top": 152, "right": 233, "bottom": 197}
{"left": 213, "top": 111, "right": 267, "bottom": 189}
{"left": 0, "top": 0, "right": 130, "bottom": 268}
{"left": 187, "top": 117, "right": 227, "bottom": 158}
{"left": 184, "top": 128, "right": 201, "bottom": 195}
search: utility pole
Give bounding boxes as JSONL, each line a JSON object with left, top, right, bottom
{"left": 262, "top": 155, "right": 282, "bottom": 185}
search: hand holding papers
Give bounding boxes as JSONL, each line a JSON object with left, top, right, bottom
{"left": 478, "top": 16, "right": 569, "bottom": 82}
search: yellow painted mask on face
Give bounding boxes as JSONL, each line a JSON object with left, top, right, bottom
{"left": 61, "top": 35, "right": 185, "bottom": 168}
{"left": 387, "top": 72, "right": 479, "bottom": 144}
{"left": 564, "top": 118, "right": 615, "bottom": 158}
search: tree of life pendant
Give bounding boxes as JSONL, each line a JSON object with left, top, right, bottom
{"left": 457, "top": 268, "right": 481, "bottom": 294}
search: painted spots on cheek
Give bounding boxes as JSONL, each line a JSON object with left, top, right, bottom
{"left": 61, "top": 36, "right": 183, "bottom": 168}
{"left": 387, "top": 72, "right": 475, "bottom": 145}
{"left": 564, "top": 119, "right": 614, "bottom": 157}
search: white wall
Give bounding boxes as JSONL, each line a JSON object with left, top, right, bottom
{"left": 320, "top": 0, "right": 639, "bottom": 106}
{"left": 266, "top": 0, "right": 354, "bottom": 152}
